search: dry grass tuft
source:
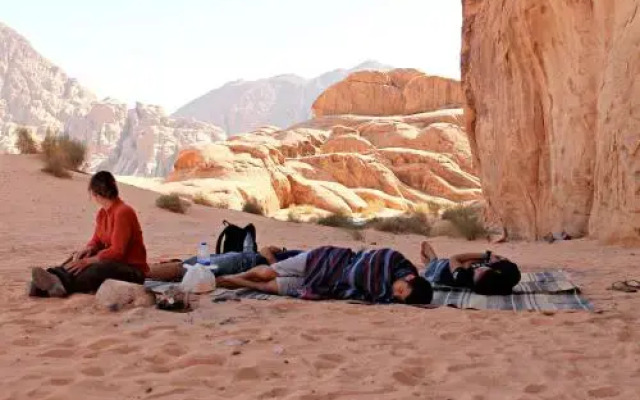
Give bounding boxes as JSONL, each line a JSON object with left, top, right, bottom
{"left": 40, "top": 132, "right": 86, "bottom": 178}
{"left": 368, "top": 211, "right": 431, "bottom": 236}
{"left": 242, "top": 199, "right": 264, "bottom": 216}
{"left": 15, "top": 127, "right": 39, "bottom": 154}
{"left": 442, "top": 205, "right": 487, "bottom": 240}
{"left": 156, "top": 193, "right": 190, "bottom": 214}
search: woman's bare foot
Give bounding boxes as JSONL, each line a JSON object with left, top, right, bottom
{"left": 420, "top": 241, "right": 437, "bottom": 265}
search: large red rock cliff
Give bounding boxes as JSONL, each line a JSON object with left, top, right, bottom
{"left": 462, "top": 0, "right": 640, "bottom": 243}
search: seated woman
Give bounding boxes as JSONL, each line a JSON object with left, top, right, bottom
{"left": 420, "top": 240, "right": 521, "bottom": 295}
{"left": 29, "top": 171, "right": 148, "bottom": 297}
{"left": 147, "top": 246, "right": 303, "bottom": 282}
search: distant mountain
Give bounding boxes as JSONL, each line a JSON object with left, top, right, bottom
{"left": 172, "top": 61, "right": 393, "bottom": 134}
{"left": 0, "top": 22, "right": 225, "bottom": 177}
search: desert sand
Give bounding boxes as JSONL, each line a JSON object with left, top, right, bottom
{"left": 1, "top": 154, "right": 639, "bottom": 400}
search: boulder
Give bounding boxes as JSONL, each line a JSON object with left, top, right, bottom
{"left": 312, "top": 68, "right": 464, "bottom": 117}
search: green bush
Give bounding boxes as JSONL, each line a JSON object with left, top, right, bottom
{"left": 442, "top": 205, "right": 487, "bottom": 240}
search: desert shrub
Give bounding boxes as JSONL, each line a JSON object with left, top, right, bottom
{"left": 242, "top": 199, "right": 264, "bottom": 215}
{"left": 193, "top": 192, "right": 228, "bottom": 209}
{"left": 442, "top": 205, "right": 487, "bottom": 240}
{"left": 40, "top": 132, "right": 86, "bottom": 178}
{"left": 412, "top": 201, "right": 442, "bottom": 216}
{"left": 156, "top": 193, "right": 189, "bottom": 214}
{"left": 368, "top": 211, "right": 431, "bottom": 236}
{"left": 316, "top": 212, "right": 358, "bottom": 229}
{"left": 15, "top": 127, "right": 38, "bottom": 154}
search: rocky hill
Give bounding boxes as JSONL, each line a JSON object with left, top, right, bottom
{"left": 0, "top": 22, "right": 226, "bottom": 176}
{"left": 172, "top": 61, "right": 393, "bottom": 135}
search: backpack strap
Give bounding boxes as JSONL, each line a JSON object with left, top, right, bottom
{"left": 215, "top": 226, "right": 230, "bottom": 254}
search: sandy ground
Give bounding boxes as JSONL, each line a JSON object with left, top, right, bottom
{"left": 1, "top": 154, "right": 640, "bottom": 400}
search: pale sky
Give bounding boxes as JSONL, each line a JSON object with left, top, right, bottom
{"left": 1, "top": 0, "right": 462, "bottom": 112}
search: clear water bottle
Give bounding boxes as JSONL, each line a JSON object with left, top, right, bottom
{"left": 197, "top": 242, "right": 210, "bottom": 266}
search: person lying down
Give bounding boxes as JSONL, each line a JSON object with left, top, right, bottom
{"left": 147, "top": 246, "right": 303, "bottom": 282}
{"left": 420, "top": 240, "right": 521, "bottom": 295}
{"left": 216, "top": 246, "right": 433, "bottom": 305}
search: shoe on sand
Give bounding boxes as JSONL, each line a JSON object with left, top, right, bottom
{"left": 27, "top": 281, "right": 49, "bottom": 297}
{"left": 31, "top": 267, "right": 67, "bottom": 297}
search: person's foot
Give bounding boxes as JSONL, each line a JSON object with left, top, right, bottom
{"left": 27, "top": 281, "right": 49, "bottom": 297}
{"left": 31, "top": 267, "right": 67, "bottom": 297}
{"left": 420, "top": 241, "right": 437, "bottom": 265}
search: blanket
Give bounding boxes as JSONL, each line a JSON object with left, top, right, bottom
{"left": 430, "top": 270, "right": 593, "bottom": 311}
{"left": 145, "top": 270, "right": 593, "bottom": 311}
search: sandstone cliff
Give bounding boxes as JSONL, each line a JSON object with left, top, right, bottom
{"left": 462, "top": 0, "right": 640, "bottom": 243}
{"left": 312, "top": 69, "right": 464, "bottom": 117}
{"left": 163, "top": 109, "right": 481, "bottom": 215}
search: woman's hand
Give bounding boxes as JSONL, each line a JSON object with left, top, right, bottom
{"left": 65, "top": 256, "right": 97, "bottom": 275}
{"left": 72, "top": 247, "right": 93, "bottom": 262}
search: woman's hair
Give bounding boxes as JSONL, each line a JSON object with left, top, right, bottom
{"left": 89, "top": 171, "right": 119, "bottom": 200}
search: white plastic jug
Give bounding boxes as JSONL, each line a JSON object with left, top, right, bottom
{"left": 181, "top": 264, "right": 216, "bottom": 294}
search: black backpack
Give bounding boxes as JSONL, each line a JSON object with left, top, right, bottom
{"left": 215, "top": 220, "right": 258, "bottom": 254}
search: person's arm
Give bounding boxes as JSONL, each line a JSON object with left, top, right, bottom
{"left": 449, "top": 253, "right": 486, "bottom": 270}
{"left": 73, "top": 212, "right": 103, "bottom": 261}
{"left": 95, "top": 208, "right": 134, "bottom": 262}
{"left": 258, "top": 246, "right": 283, "bottom": 265}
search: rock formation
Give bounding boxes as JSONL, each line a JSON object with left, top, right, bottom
{"left": 462, "top": 0, "right": 640, "bottom": 243}
{"left": 312, "top": 69, "right": 464, "bottom": 117}
{"left": 67, "top": 102, "right": 225, "bottom": 176}
{"left": 172, "top": 61, "right": 392, "bottom": 134}
{"left": 0, "top": 23, "right": 226, "bottom": 176}
{"left": 0, "top": 22, "right": 95, "bottom": 152}
{"left": 163, "top": 109, "right": 481, "bottom": 215}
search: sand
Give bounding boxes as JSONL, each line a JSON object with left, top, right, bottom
{"left": 1, "top": 154, "right": 639, "bottom": 400}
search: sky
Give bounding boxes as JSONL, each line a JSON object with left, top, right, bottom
{"left": 1, "top": 0, "right": 462, "bottom": 112}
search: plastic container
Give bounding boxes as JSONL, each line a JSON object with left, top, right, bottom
{"left": 181, "top": 264, "right": 216, "bottom": 294}
{"left": 197, "top": 242, "right": 210, "bottom": 266}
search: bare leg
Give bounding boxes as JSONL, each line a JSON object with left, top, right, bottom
{"left": 216, "top": 266, "right": 277, "bottom": 288}
{"left": 219, "top": 275, "right": 279, "bottom": 294}
{"left": 147, "top": 261, "right": 184, "bottom": 281}
{"left": 420, "top": 241, "right": 437, "bottom": 265}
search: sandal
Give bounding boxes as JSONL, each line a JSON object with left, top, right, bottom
{"left": 608, "top": 281, "right": 637, "bottom": 293}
